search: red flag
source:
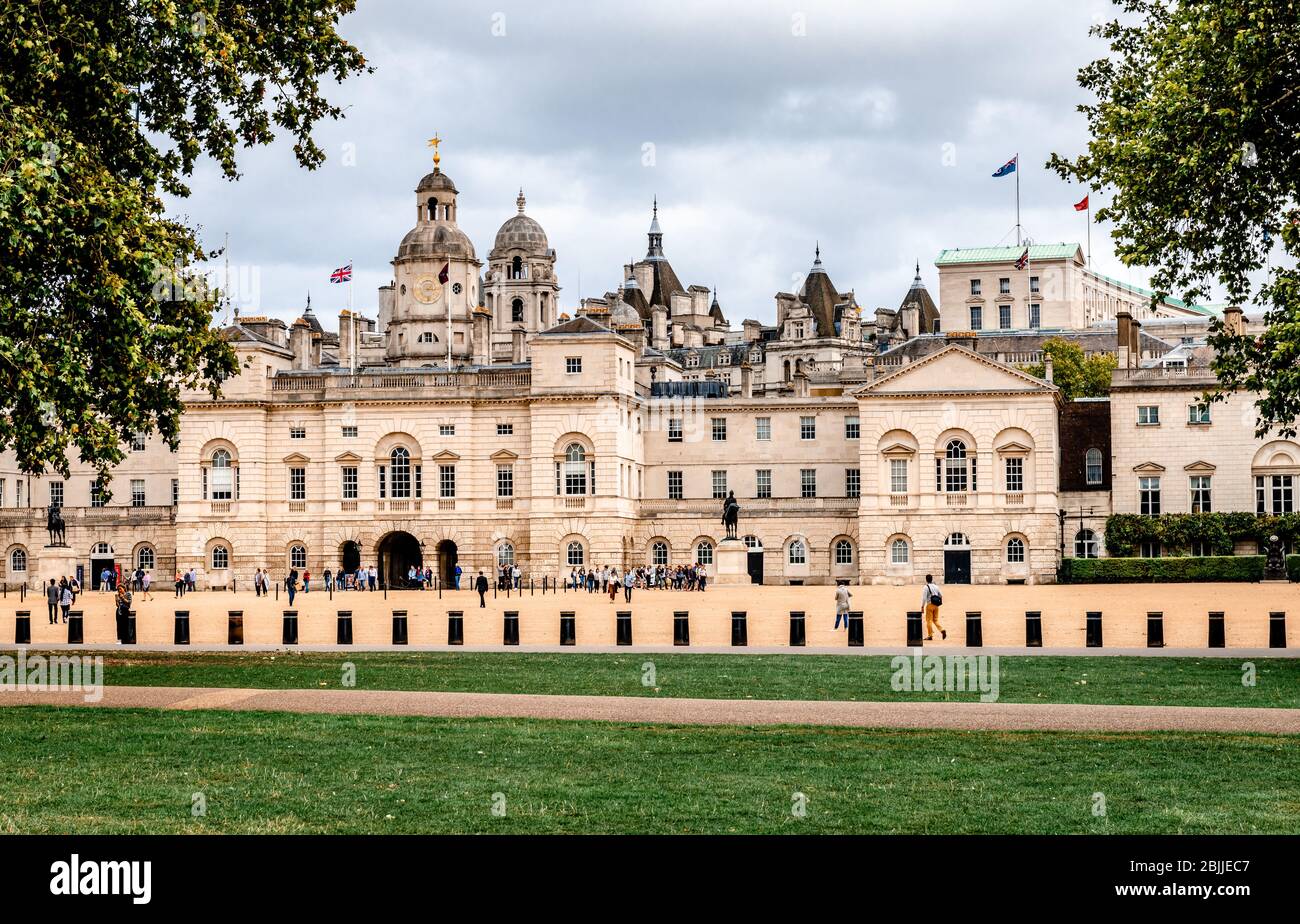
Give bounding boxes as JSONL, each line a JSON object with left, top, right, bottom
{"left": 1073, "top": 194, "right": 1089, "bottom": 212}
{"left": 438, "top": 262, "right": 450, "bottom": 284}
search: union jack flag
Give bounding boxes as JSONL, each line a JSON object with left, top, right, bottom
{"left": 1014, "top": 247, "right": 1030, "bottom": 270}
{"left": 329, "top": 263, "right": 352, "bottom": 284}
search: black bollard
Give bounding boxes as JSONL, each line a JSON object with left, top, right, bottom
{"left": 503, "top": 610, "right": 520, "bottom": 646}
{"left": 122, "top": 609, "right": 137, "bottom": 645}
{"left": 1208, "top": 611, "right": 1225, "bottom": 648}
{"left": 731, "top": 611, "right": 747, "bottom": 647}
{"left": 282, "top": 610, "right": 299, "bottom": 645}
{"left": 906, "top": 610, "right": 923, "bottom": 647}
{"left": 1085, "top": 611, "right": 1103, "bottom": 648}
{"left": 438, "top": 578, "right": 442, "bottom": 600}
{"left": 559, "top": 610, "right": 576, "bottom": 646}
{"left": 67, "top": 610, "right": 84, "bottom": 644}
{"left": 336, "top": 610, "right": 353, "bottom": 645}
{"left": 275, "top": 583, "right": 279, "bottom": 601}
{"left": 616, "top": 610, "right": 633, "bottom": 646}
{"left": 1024, "top": 611, "right": 1041, "bottom": 648}
{"left": 447, "top": 610, "right": 464, "bottom": 645}
{"left": 673, "top": 610, "right": 690, "bottom": 646}
{"left": 1146, "top": 611, "right": 1164, "bottom": 648}
{"left": 392, "top": 609, "right": 408, "bottom": 645}
{"left": 966, "top": 611, "right": 984, "bottom": 648}
{"left": 174, "top": 610, "right": 190, "bottom": 645}
{"left": 1269, "top": 611, "right": 1286, "bottom": 648}
{"left": 847, "top": 610, "right": 864, "bottom": 647}
{"left": 227, "top": 610, "right": 244, "bottom": 645}
{"left": 14, "top": 610, "right": 30, "bottom": 645}
{"left": 788, "top": 610, "right": 806, "bottom": 647}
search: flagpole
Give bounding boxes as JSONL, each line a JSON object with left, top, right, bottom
{"left": 1015, "top": 153, "right": 1021, "bottom": 247}
{"left": 1086, "top": 198, "right": 1092, "bottom": 267}
{"left": 348, "top": 258, "right": 355, "bottom": 376}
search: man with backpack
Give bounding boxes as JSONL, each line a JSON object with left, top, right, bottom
{"left": 922, "top": 574, "right": 946, "bottom": 641}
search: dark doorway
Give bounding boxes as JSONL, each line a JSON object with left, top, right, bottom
{"left": 340, "top": 541, "right": 361, "bottom": 575}
{"left": 436, "top": 540, "right": 458, "bottom": 588}
{"left": 376, "top": 531, "right": 422, "bottom": 588}
{"left": 90, "top": 557, "right": 116, "bottom": 590}
{"left": 747, "top": 549, "right": 764, "bottom": 585}
{"left": 944, "top": 550, "right": 972, "bottom": 584}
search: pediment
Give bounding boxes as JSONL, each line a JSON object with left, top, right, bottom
{"left": 858, "top": 345, "right": 1055, "bottom": 396}
{"left": 880, "top": 442, "right": 917, "bottom": 456}
{"left": 282, "top": 452, "right": 311, "bottom": 464}
{"left": 334, "top": 451, "right": 363, "bottom": 464}
{"left": 490, "top": 449, "right": 519, "bottom": 461}
{"left": 1183, "top": 460, "right": 1217, "bottom": 473}
{"left": 431, "top": 449, "right": 461, "bottom": 462}
{"left": 1133, "top": 461, "right": 1166, "bottom": 474}
{"left": 995, "top": 440, "right": 1033, "bottom": 455}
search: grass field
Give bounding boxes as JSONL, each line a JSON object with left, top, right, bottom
{"left": 45, "top": 650, "right": 1300, "bottom": 708}
{"left": 0, "top": 706, "right": 1295, "bottom": 834}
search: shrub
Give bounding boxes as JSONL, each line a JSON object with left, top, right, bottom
{"left": 1103, "top": 512, "right": 1300, "bottom": 557}
{"left": 1059, "top": 556, "right": 1265, "bottom": 583}
{"left": 1288, "top": 555, "right": 1300, "bottom": 582}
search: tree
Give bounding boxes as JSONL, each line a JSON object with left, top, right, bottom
{"left": 1021, "top": 337, "right": 1118, "bottom": 401}
{"left": 1, "top": 1, "right": 369, "bottom": 480}
{"left": 1049, "top": 0, "right": 1300, "bottom": 437}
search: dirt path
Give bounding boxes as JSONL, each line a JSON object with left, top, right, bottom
{"left": 5, "top": 685, "right": 1299, "bottom": 733}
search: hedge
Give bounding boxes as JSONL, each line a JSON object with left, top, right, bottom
{"left": 1103, "top": 512, "right": 1300, "bottom": 558}
{"left": 1289, "top": 555, "right": 1300, "bottom": 582}
{"left": 1059, "top": 555, "right": 1266, "bottom": 583}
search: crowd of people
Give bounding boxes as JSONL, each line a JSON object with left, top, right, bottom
{"left": 566, "top": 564, "right": 708, "bottom": 599}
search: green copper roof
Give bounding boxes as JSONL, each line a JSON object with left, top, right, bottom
{"left": 934, "top": 244, "right": 1083, "bottom": 265}
{"left": 1086, "top": 270, "right": 1222, "bottom": 317}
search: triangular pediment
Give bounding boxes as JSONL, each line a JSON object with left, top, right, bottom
{"left": 282, "top": 451, "right": 311, "bottom": 464}
{"left": 995, "top": 440, "right": 1033, "bottom": 454}
{"left": 490, "top": 449, "right": 519, "bottom": 461}
{"left": 334, "top": 451, "right": 363, "bottom": 463}
{"left": 1133, "top": 461, "right": 1167, "bottom": 473}
{"left": 858, "top": 345, "right": 1056, "bottom": 396}
{"left": 431, "top": 449, "right": 461, "bottom": 462}
{"left": 1183, "top": 460, "right": 1217, "bottom": 473}
{"left": 880, "top": 442, "right": 917, "bottom": 456}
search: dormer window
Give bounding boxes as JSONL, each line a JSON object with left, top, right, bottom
{"left": 686, "top": 353, "right": 699, "bottom": 368}
{"left": 718, "top": 353, "right": 731, "bottom": 366}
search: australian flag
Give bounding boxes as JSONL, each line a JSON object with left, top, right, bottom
{"left": 329, "top": 263, "right": 352, "bottom": 284}
{"left": 992, "top": 155, "right": 1018, "bottom": 178}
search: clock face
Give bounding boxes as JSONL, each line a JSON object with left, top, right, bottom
{"left": 412, "top": 274, "right": 443, "bottom": 304}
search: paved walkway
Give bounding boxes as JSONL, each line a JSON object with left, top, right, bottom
{"left": 5, "top": 685, "right": 1299, "bottom": 732}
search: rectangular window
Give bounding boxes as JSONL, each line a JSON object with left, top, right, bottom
{"left": 1030, "top": 275, "right": 1040, "bottom": 294}
{"left": 289, "top": 426, "right": 306, "bottom": 440}
{"left": 890, "top": 459, "right": 908, "bottom": 494}
{"left": 131, "top": 479, "right": 146, "bottom": 507}
{"left": 999, "top": 304, "right": 1011, "bottom": 329}
{"left": 130, "top": 432, "right": 146, "bottom": 452}
{"left": 1262, "top": 474, "right": 1295, "bottom": 514}
{"left": 969, "top": 306, "right": 982, "bottom": 331}
{"left": 800, "top": 468, "right": 817, "bottom": 499}
{"left": 1187, "top": 403, "right": 1211, "bottom": 425}
{"left": 341, "top": 425, "right": 358, "bottom": 438}
{"left": 756, "top": 469, "right": 772, "bottom": 499}
{"left": 171, "top": 479, "right": 179, "bottom": 506}
{"left": 565, "top": 357, "right": 582, "bottom": 374}
{"left": 668, "top": 418, "right": 683, "bottom": 442}
{"left": 289, "top": 467, "right": 305, "bottom": 501}
{"left": 439, "top": 465, "right": 456, "bottom": 498}
{"left": 712, "top": 470, "right": 727, "bottom": 499}
{"left": 50, "top": 481, "right": 63, "bottom": 507}
{"left": 844, "top": 416, "right": 860, "bottom": 440}
{"left": 90, "top": 481, "right": 105, "bottom": 508}
{"left": 969, "top": 279, "right": 981, "bottom": 296}
{"left": 497, "top": 464, "right": 514, "bottom": 498}
{"left": 999, "top": 277, "right": 1010, "bottom": 294}
{"left": 0, "top": 478, "right": 5, "bottom": 507}
{"left": 439, "top": 424, "right": 456, "bottom": 437}
{"left": 341, "top": 466, "right": 358, "bottom": 500}
{"left": 414, "top": 465, "right": 422, "bottom": 499}
{"left": 1139, "top": 476, "right": 1161, "bottom": 515}
{"left": 1005, "top": 457, "right": 1024, "bottom": 493}
{"left": 1137, "top": 405, "right": 1160, "bottom": 425}
{"left": 756, "top": 417, "right": 771, "bottom": 441}
{"left": 800, "top": 416, "right": 816, "bottom": 440}
{"left": 667, "top": 470, "right": 683, "bottom": 500}
{"left": 845, "top": 468, "right": 861, "bottom": 498}
{"left": 711, "top": 418, "right": 727, "bottom": 442}
{"left": 378, "top": 466, "right": 386, "bottom": 499}
{"left": 1029, "top": 303, "right": 1041, "bottom": 329}
{"left": 496, "top": 423, "right": 514, "bottom": 436}
{"left": 1190, "top": 475, "right": 1212, "bottom": 513}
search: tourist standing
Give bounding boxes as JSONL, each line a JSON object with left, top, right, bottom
{"left": 141, "top": 570, "right": 153, "bottom": 601}
{"left": 922, "top": 574, "right": 946, "bottom": 641}
{"left": 368, "top": 564, "right": 377, "bottom": 591}
{"left": 623, "top": 568, "right": 634, "bottom": 603}
{"left": 46, "top": 578, "right": 59, "bottom": 625}
{"left": 114, "top": 584, "right": 131, "bottom": 642}
{"left": 834, "top": 584, "right": 852, "bottom": 629}
{"left": 286, "top": 569, "right": 298, "bottom": 606}
{"left": 475, "top": 570, "right": 489, "bottom": 608}
{"left": 303, "top": 569, "right": 311, "bottom": 593}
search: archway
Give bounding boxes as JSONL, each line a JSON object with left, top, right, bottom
{"left": 376, "top": 531, "right": 422, "bottom": 589}
{"left": 436, "top": 540, "right": 459, "bottom": 588}
{"left": 340, "top": 540, "right": 361, "bottom": 575}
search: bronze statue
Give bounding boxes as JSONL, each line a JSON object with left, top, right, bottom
{"left": 721, "top": 490, "right": 740, "bottom": 540}
{"left": 46, "top": 502, "right": 66, "bottom": 546}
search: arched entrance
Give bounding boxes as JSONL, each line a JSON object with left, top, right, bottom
{"left": 376, "top": 531, "right": 422, "bottom": 588}
{"left": 436, "top": 540, "right": 458, "bottom": 588}
{"left": 340, "top": 540, "right": 361, "bottom": 576}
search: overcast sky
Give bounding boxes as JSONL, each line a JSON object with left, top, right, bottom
{"left": 179, "top": 0, "right": 1135, "bottom": 328}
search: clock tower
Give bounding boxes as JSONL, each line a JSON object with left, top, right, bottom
{"left": 385, "top": 138, "right": 482, "bottom": 365}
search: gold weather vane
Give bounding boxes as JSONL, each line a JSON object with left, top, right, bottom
{"left": 427, "top": 132, "right": 442, "bottom": 167}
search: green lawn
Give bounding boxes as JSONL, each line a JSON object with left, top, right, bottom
{"left": 63, "top": 650, "right": 1300, "bottom": 708}
{"left": 0, "top": 706, "right": 1295, "bottom": 833}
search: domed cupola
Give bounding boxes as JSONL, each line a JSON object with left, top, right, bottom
{"left": 483, "top": 187, "right": 561, "bottom": 352}
{"left": 491, "top": 190, "right": 550, "bottom": 258}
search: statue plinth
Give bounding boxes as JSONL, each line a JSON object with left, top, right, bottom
{"left": 37, "top": 546, "right": 80, "bottom": 586}
{"left": 712, "top": 538, "right": 751, "bottom": 585}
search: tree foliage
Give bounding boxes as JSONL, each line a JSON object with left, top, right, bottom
{"left": 1021, "top": 336, "right": 1117, "bottom": 401}
{"left": 1049, "top": 0, "right": 1300, "bottom": 437}
{"left": 1, "top": 1, "right": 369, "bottom": 479}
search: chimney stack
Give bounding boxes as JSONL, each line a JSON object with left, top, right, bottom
{"left": 1129, "top": 317, "right": 1141, "bottom": 364}
{"left": 338, "top": 310, "right": 353, "bottom": 370}
{"left": 473, "top": 307, "right": 491, "bottom": 365}
{"left": 1116, "top": 311, "right": 1132, "bottom": 369}
{"left": 1044, "top": 356, "right": 1054, "bottom": 384}
{"left": 511, "top": 326, "right": 526, "bottom": 364}
{"left": 740, "top": 362, "right": 753, "bottom": 398}
{"left": 793, "top": 371, "right": 810, "bottom": 398}
{"left": 290, "top": 319, "right": 311, "bottom": 370}
{"left": 1223, "top": 305, "right": 1244, "bottom": 337}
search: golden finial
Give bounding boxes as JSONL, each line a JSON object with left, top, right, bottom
{"left": 427, "top": 132, "right": 442, "bottom": 168}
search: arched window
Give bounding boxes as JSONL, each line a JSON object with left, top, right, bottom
{"left": 742, "top": 535, "right": 761, "bottom": 549}
{"left": 563, "top": 443, "right": 588, "bottom": 496}
{"left": 942, "top": 439, "right": 969, "bottom": 492}
{"left": 137, "top": 547, "right": 155, "bottom": 571}
{"left": 511, "top": 298, "right": 524, "bottom": 323}
{"left": 497, "top": 542, "right": 515, "bottom": 567}
{"left": 211, "top": 545, "right": 230, "bottom": 569}
{"left": 566, "top": 541, "right": 585, "bottom": 567}
{"left": 1074, "top": 529, "right": 1099, "bottom": 559}
{"left": 209, "top": 448, "right": 234, "bottom": 500}
{"left": 890, "top": 538, "right": 910, "bottom": 564}
{"left": 389, "top": 447, "right": 412, "bottom": 498}
{"left": 695, "top": 540, "right": 714, "bottom": 566}
{"left": 92, "top": 542, "right": 113, "bottom": 555}
{"left": 512, "top": 256, "right": 523, "bottom": 280}
{"left": 945, "top": 532, "right": 970, "bottom": 548}
{"left": 788, "top": 539, "right": 807, "bottom": 565}
{"left": 1006, "top": 537, "right": 1026, "bottom": 563}
{"left": 651, "top": 541, "right": 668, "bottom": 566}
{"left": 427, "top": 197, "right": 438, "bottom": 221}
{"left": 834, "top": 539, "right": 854, "bottom": 565}
{"left": 10, "top": 548, "right": 27, "bottom": 572}
{"left": 1085, "top": 448, "right": 1103, "bottom": 485}
{"left": 290, "top": 545, "right": 307, "bottom": 570}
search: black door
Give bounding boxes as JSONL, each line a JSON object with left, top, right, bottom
{"left": 944, "top": 550, "right": 971, "bottom": 584}
{"left": 746, "top": 550, "right": 764, "bottom": 585}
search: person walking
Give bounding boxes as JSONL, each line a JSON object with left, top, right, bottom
{"left": 302, "top": 569, "right": 311, "bottom": 593}
{"left": 175, "top": 570, "right": 184, "bottom": 597}
{"left": 922, "top": 574, "right": 946, "bottom": 641}
{"left": 453, "top": 563, "right": 462, "bottom": 591}
{"left": 623, "top": 568, "right": 634, "bottom": 603}
{"left": 608, "top": 568, "right": 620, "bottom": 601}
{"left": 475, "top": 570, "right": 489, "bottom": 608}
{"left": 141, "top": 569, "right": 153, "bottom": 601}
{"left": 114, "top": 584, "right": 132, "bottom": 642}
{"left": 46, "top": 578, "right": 59, "bottom": 625}
{"left": 286, "top": 569, "right": 298, "bottom": 606}
{"left": 368, "top": 564, "right": 377, "bottom": 591}
{"left": 323, "top": 568, "right": 333, "bottom": 592}
{"left": 511, "top": 564, "right": 521, "bottom": 590}
{"left": 59, "top": 581, "right": 73, "bottom": 624}
{"left": 834, "top": 583, "right": 852, "bottom": 629}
